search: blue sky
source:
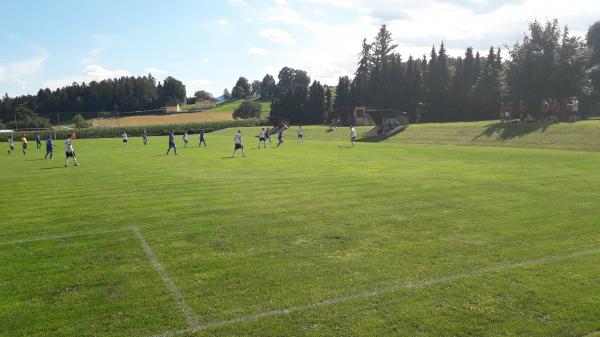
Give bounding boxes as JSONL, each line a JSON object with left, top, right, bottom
{"left": 1, "top": 0, "right": 598, "bottom": 97}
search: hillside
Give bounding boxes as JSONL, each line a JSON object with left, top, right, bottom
{"left": 215, "top": 120, "right": 600, "bottom": 152}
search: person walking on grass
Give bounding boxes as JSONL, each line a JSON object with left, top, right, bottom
{"left": 142, "top": 129, "right": 148, "bottom": 145}
{"left": 122, "top": 131, "right": 128, "bottom": 145}
{"left": 7, "top": 134, "right": 14, "bottom": 154}
{"left": 258, "top": 128, "right": 267, "bottom": 149}
{"left": 64, "top": 134, "right": 78, "bottom": 167}
{"left": 45, "top": 135, "right": 53, "bottom": 159}
{"left": 297, "top": 126, "right": 304, "bottom": 143}
{"left": 265, "top": 127, "right": 272, "bottom": 144}
{"left": 183, "top": 131, "right": 189, "bottom": 148}
{"left": 199, "top": 130, "right": 207, "bottom": 147}
{"left": 21, "top": 135, "right": 28, "bottom": 156}
{"left": 350, "top": 126, "right": 357, "bottom": 147}
{"left": 166, "top": 130, "right": 177, "bottom": 155}
{"left": 232, "top": 130, "right": 246, "bottom": 157}
{"left": 277, "top": 128, "right": 285, "bottom": 148}
{"left": 35, "top": 132, "right": 42, "bottom": 149}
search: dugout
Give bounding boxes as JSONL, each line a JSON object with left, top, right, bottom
{"left": 354, "top": 107, "right": 410, "bottom": 138}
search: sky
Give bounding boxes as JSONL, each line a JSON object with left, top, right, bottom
{"left": 0, "top": 0, "right": 599, "bottom": 98}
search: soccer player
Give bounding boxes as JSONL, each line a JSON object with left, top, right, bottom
{"left": 45, "top": 135, "right": 54, "bottom": 159}
{"left": 182, "top": 131, "right": 189, "bottom": 148}
{"left": 122, "top": 131, "right": 128, "bottom": 145}
{"left": 258, "top": 128, "right": 267, "bottom": 149}
{"left": 7, "top": 134, "right": 14, "bottom": 154}
{"left": 297, "top": 126, "right": 304, "bottom": 143}
{"left": 166, "top": 130, "right": 177, "bottom": 155}
{"left": 232, "top": 130, "right": 246, "bottom": 157}
{"left": 64, "top": 134, "right": 78, "bottom": 167}
{"left": 277, "top": 128, "right": 284, "bottom": 148}
{"left": 199, "top": 130, "right": 207, "bottom": 147}
{"left": 21, "top": 136, "right": 28, "bottom": 155}
{"left": 35, "top": 132, "right": 42, "bottom": 149}
{"left": 350, "top": 126, "right": 357, "bottom": 147}
{"left": 265, "top": 127, "right": 272, "bottom": 144}
{"left": 142, "top": 129, "right": 148, "bottom": 145}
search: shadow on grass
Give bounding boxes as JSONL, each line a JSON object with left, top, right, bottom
{"left": 26, "top": 158, "right": 44, "bottom": 162}
{"left": 38, "top": 166, "right": 65, "bottom": 170}
{"left": 473, "top": 122, "right": 553, "bottom": 141}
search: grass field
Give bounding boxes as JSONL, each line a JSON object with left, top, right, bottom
{"left": 1, "top": 123, "right": 599, "bottom": 337}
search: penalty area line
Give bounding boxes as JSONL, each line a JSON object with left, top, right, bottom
{"left": 148, "top": 246, "right": 600, "bottom": 337}
{"left": 132, "top": 227, "right": 200, "bottom": 330}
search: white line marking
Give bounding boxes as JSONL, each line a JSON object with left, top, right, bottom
{"left": 148, "top": 246, "right": 600, "bottom": 337}
{"left": 0, "top": 228, "right": 130, "bottom": 246}
{"left": 133, "top": 227, "right": 200, "bottom": 329}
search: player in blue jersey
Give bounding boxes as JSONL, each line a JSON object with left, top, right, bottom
{"left": 45, "top": 135, "right": 53, "bottom": 159}
{"left": 166, "top": 130, "right": 177, "bottom": 155}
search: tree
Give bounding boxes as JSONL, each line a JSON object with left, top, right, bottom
{"left": 587, "top": 21, "right": 600, "bottom": 98}
{"left": 161, "top": 76, "right": 186, "bottom": 104}
{"left": 223, "top": 89, "right": 232, "bottom": 101}
{"left": 305, "top": 81, "right": 325, "bottom": 124}
{"left": 335, "top": 76, "right": 353, "bottom": 123}
{"left": 251, "top": 80, "right": 262, "bottom": 97}
{"left": 506, "top": 20, "right": 589, "bottom": 115}
{"left": 194, "top": 90, "right": 214, "bottom": 101}
{"left": 260, "top": 74, "right": 276, "bottom": 98}
{"left": 232, "top": 76, "right": 251, "bottom": 99}
{"left": 233, "top": 100, "right": 262, "bottom": 119}
{"left": 473, "top": 47, "right": 502, "bottom": 120}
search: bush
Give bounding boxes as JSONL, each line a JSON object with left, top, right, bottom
{"left": 233, "top": 101, "right": 262, "bottom": 120}
{"left": 72, "top": 114, "right": 91, "bottom": 128}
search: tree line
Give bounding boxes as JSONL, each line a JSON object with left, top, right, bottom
{"left": 231, "top": 19, "right": 599, "bottom": 125}
{"left": 0, "top": 75, "right": 186, "bottom": 128}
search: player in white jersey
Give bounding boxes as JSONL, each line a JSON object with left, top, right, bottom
{"left": 297, "top": 126, "right": 304, "bottom": 143}
{"left": 182, "top": 132, "right": 189, "bottom": 148}
{"left": 232, "top": 130, "right": 246, "bottom": 157}
{"left": 122, "top": 132, "right": 128, "bottom": 145}
{"left": 7, "top": 134, "right": 14, "bottom": 154}
{"left": 350, "top": 126, "right": 357, "bottom": 147}
{"left": 142, "top": 129, "right": 148, "bottom": 145}
{"left": 64, "top": 134, "right": 78, "bottom": 167}
{"left": 258, "top": 128, "right": 267, "bottom": 149}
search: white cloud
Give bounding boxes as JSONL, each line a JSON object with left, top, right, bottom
{"left": 42, "top": 64, "right": 131, "bottom": 90}
{"left": 201, "top": 58, "right": 210, "bottom": 63}
{"left": 0, "top": 48, "right": 49, "bottom": 89}
{"left": 247, "top": 47, "right": 270, "bottom": 56}
{"left": 228, "top": 0, "right": 247, "bottom": 6}
{"left": 218, "top": 19, "right": 229, "bottom": 25}
{"left": 259, "top": 28, "right": 296, "bottom": 44}
{"left": 144, "top": 67, "right": 168, "bottom": 75}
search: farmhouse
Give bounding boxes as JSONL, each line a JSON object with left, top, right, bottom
{"left": 195, "top": 99, "right": 217, "bottom": 110}
{"left": 165, "top": 102, "right": 181, "bottom": 113}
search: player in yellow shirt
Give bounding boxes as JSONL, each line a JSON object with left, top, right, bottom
{"left": 21, "top": 136, "right": 28, "bottom": 156}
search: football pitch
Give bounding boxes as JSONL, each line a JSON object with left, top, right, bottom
{"left": 1, "top": 126, "right": 599, "bottom": 337}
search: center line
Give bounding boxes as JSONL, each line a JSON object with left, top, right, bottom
{"left": 133, "top": 227, "right": 200, "bottom": 329}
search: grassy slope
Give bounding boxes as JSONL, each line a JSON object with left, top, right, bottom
{"left": 0, "top": 131, "right": 599, "bottom": 337}
{"left": 214, "top": 120, "right": 600, "bottom": 152}
{"left": 388, "top": 120, "right": 600, "bottom": 151}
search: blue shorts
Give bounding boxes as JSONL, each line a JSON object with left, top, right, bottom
{"left": 169, "top": 142, "right": 176, "bottom": 148}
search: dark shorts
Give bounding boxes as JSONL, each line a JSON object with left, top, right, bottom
{"left": 66, "top": 151, "right": 75, "bottom": 157}
{"left": 46, "top": 148, "right": 53, "bottom": 154}
{"left": 235, "top": 143, "right": 243, "bottom": 150}
{"left": 298, "top": 135, "right": 303, "bottom": 138}
{"left": 351, "top": 137, "right": 356, "bottom": 142}
{"left": 123, "top": 139, "right": 128, "bottom": 143}
{"left": 22, "top": 143, "right": 27, "bottom": 149}
{"left": 259, "top": 137, "right": 266, "bottom": 141}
